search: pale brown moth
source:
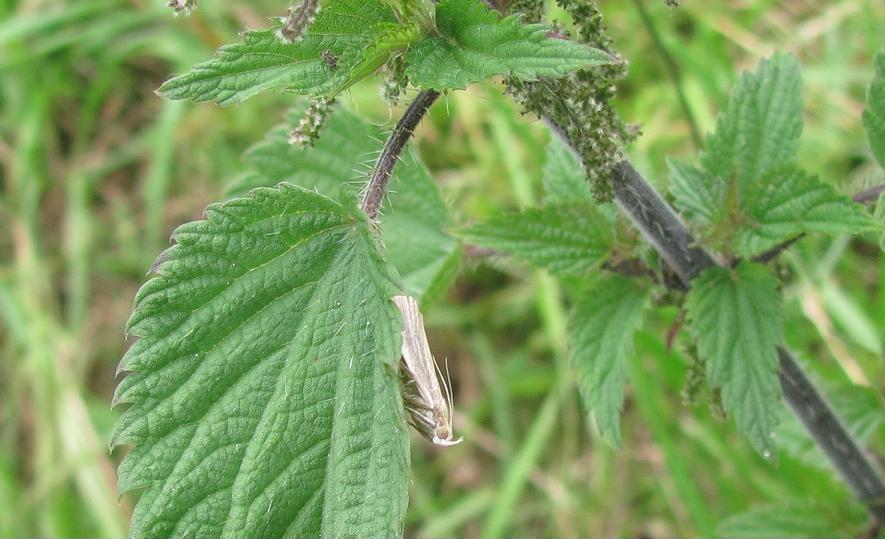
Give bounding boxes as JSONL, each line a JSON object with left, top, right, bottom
{"left": 393, "top": 294, "right": 462, "bottom": 447}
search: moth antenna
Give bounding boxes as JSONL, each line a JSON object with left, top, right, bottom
{"left": 444, "top": 356, "right": 455, "bottom": 411}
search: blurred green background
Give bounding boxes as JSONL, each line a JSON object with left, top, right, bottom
{"left": 1, "top": 0, "right": 884, "bottom": 537}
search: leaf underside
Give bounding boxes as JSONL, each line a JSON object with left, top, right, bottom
{"left": 543, "top": 134, "right": 594, "bottom": 204}
{"left": 113, "top": 186, "right": 409, "bottom": 538}
{"left": 459, "top": 202, "right": 613, "bottom": 277}
{"left": 686, "top": 262, "right": 783, "bottom": 457}
{"left": 229, "top": 104, "right": 461, "bottom": 301}
{"left": 569, "top": 275, "right": 650, "bottom": 447}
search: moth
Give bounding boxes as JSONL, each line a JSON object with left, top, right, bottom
{"left": 393, "top": 294, "right": 462, "bottom": 447}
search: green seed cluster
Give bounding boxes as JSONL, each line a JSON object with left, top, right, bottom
{"left": 506, "top": 0, "right": 637, "bottom": 202}
{"left": 289, "top": 97, "right": 336, "bottom": 147}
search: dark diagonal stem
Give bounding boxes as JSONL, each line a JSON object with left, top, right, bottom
{"left": 361, "top": 90, "right": 440, "bottom": 221}
{"left": 554, "top": 127, "right": 885, "bottom": 521}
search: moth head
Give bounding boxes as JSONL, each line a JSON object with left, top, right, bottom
{"left": 430, "top": 409, "right": 462, "bottom": 447}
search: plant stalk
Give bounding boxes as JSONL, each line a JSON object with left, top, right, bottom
{"left": 361, "top": 89, "right": 440, "bottom": 220}
{"left": 556, "top": 131, "right": 885, "bottom": 522}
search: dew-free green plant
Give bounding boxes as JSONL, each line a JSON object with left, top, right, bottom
{"left": 113, "top": 1, "right": 885, "bottom": 537}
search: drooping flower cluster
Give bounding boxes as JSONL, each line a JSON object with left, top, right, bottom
{"left": 506, "top": 0, "right": 637, "bottom": 202}
{"left": 289, "top": 97, "right": 337, "bottom": 147}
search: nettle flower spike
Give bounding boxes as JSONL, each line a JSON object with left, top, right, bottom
{"left": 167, "top": 0, "right": 198, "bottom": 15}
{"left": 279, "top": 0, "right": 321, "bottom": 43}
{"left": 289, "top": 96, "right": 336, "bottom": 147}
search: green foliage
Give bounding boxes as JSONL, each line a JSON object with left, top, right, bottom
{"left": 158, "top": 1, "right": 402, "bottom": 104}
{"left": 702, "top": 53, "right": 803, "bottom": 188}
{"left": 685, "top": 262, "right": 783, "bottom": 457}
{"left": 229, "top": 105, "right": 460, "bottom": 301}
{"left": 112, "top": 186, "right": 409, "bottom": 538}
{"left": 716, "top": 503, "right": 866, "bottom": 538}
{"left": 569, "top": 275, "right": 650, "bottom": 447}
{"left": 734, "top": 167, "right": 877, "bottom": 256}
{"left": 459, "top": 203, "right": 613, "bottom": 277}
{"left": 668, "top": 159, "right": 723, "bottom": 224}
{"left": 543, "top": 135, "right": 594, "bottom": 203}
{"left": 864, "top": 50, "right": 885, "bottom": 169}
{"left": 405, "top": 0, "right": 612, "bottom": 90}
{"left": 672, "top": 54, "right": 877, "bottom": 256}
{"left": 158, "top": 0, "right": 609, "bottom": 105}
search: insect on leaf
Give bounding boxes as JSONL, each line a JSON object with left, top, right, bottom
{"left": 394, "top": 294, "right": 461, "bottom": 447}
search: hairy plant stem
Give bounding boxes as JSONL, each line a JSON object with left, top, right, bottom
{"left": 361, "top": 89, "right": 440, "bottom": 221}
{"left": 550, "top": 126, "right": 885, "bottom": 522}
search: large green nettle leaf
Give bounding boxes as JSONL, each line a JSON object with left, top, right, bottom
{"left": 157, "top": 0, "right": 400, "bottom": 104}
{"left": 112, "top": 186, "right": 409, "bottom": 538}
{"left": 569, "top": 275, "right": 650, "bottom": 447}
{"left": 685, "top": 262, "right": 783, "bottom": 457}
{"left": 459, "top": 203, "right": 613, "bottom": 277}
{"left": 229, "top": 105, "right": 461, "bottom": 302}
{"left": 405, "top": 0, "right": 612, "bottom": 90}
{"left": 864, "top": 50, "right": 885, "bottom": 170}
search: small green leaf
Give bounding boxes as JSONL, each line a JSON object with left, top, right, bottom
{"left": 702, "top": 53, "right": 803, "bottom": 188}
{"left": 113, "top": 186, "right": 409, "bottom": 538}
{"left": 405, "top": 0, "right": 612, "bottom": 90}
{"left": 735, "top": 167, "right": 878, "bottom": 256}
{"left": 459, "top": 203, "right": 613, "bottom": 277}
{"left": 543, "top": 134, "right": 593, "bottom": 203}
{"left": 230, "top": 105, "right": 460, "bottom": 302}
{"left": 158, "top": 1, "right": 399, "bottom": 104}
{"left": 569, "top": 275, "right": 650, "bottom": 447}
{"left": 668, "top": 159, "right": 724, "bottom": 224}
{"left": 864, "top": 50, "right": 885, "bottom": 169}
{"left": 717, "top": 503, "right": 867, "bottom": 539}
{"left": 686, "top": 262, "right": 783, "bottom": 457}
